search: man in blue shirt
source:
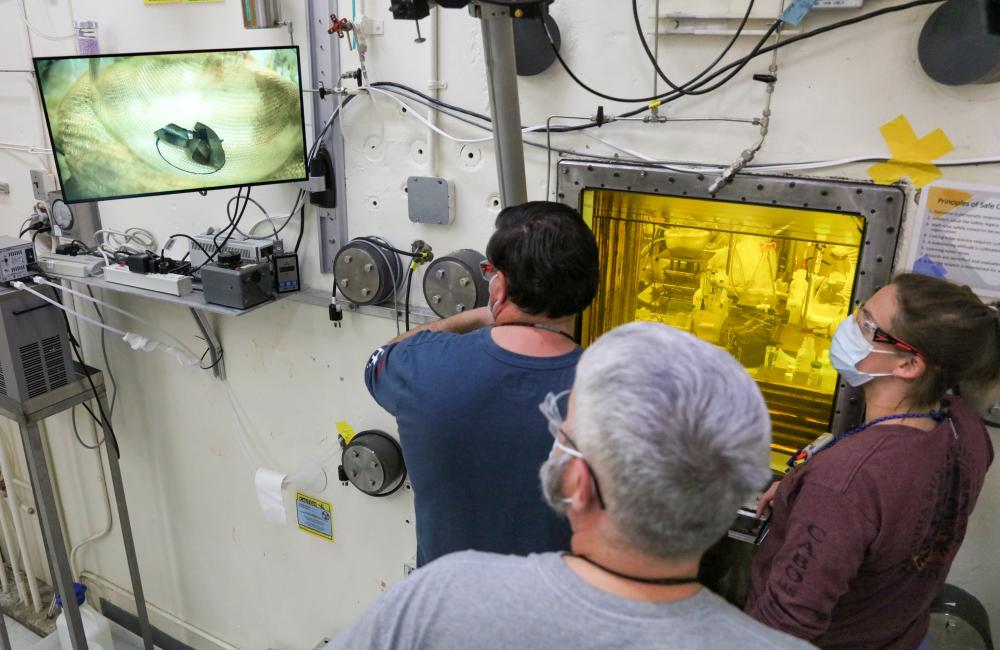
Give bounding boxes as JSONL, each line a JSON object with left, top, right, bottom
{"left": 365, "top": 201, "right": 599, "bottom": 566}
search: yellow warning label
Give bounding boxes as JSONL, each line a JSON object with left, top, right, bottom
{"left": 296, "top": 493, "right": 333, "bottom": 542}
{"left": 868, "top": 115, "right": 954, "bottom": 189}
{"left": 336, "top": 420, "right": 357, "bottom": 445}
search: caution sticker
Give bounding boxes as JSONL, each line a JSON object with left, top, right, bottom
{"left": 296, "top": 493, "right": 333, "bottom": 542}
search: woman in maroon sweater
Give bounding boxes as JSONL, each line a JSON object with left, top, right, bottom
{"left": 745, "top": 273, "right": 998, "bottom": 649}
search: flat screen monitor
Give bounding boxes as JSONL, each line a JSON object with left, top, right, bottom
{"left": 34, "top": 47, "right": 308, "bottom": 204}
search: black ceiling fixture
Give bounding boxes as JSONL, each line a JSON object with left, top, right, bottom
{"left": 919, "top": 0, "right": 1000, "bottom": 85}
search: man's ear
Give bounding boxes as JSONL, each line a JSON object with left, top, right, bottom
{"left": 492, "top": 271, "right": 509, "bottom": 310}
{"left": 562, "top": 457, "right": 599, "bottom": 513}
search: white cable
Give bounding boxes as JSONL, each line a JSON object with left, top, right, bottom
{"left": 246, "top": 213, "right": 294, "bottom": 238}
{"left": 13, "top": 282, "right": 125, "bottom": 336}
{"left": 15, "top": 281, "right": 199, "bottom": 367}
{"left": 366, "top": 88, "right": 496, "bottom": 143}
{"left": 372, "top": 84, "right": 1000, "bottom": 174}
{"left": 0, "top": 143, "right": 52, "bottom": 154}
{"left": 93, "top": 228, "right": 157, "bottom": 254}
{"left": 308, "top": 103, "right": 345, "bottom": 162}
{"left": 31, "top": 277, "right": 201, "bottom": 360}
{"left": 17, "top": 0, "right": 76, "bottom": 40}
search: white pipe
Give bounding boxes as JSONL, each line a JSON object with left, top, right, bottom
{"left": 33, "top": 277, "right": 199, "bottom": 360}
{"left": 79, "top": 571, "right": 242, "bottom": 650}
{"left": 426, "top": 5, "right": 440, "bottom": 176}
{"left": 68, "top": 410, "right": 113, "bottom": 580}
{"left": 0, "top": 441, "right": 20, "bottom": 597}
{"left": 0, "top": 428, "right": 41, "bottom": 610}
{"left": 0, "top": 514, "right": 10, "bottom": 593}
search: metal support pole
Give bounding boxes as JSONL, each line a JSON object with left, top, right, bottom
{"left": 0, "top": 606, "right": 12, "bottom": 650}
{"left": 475, "top": 2, "right": 528, "bottom": 207}
{"left": 19, "top": 421, "right": 87, "bottom": 650}
{"left": 98, "top": 390, "right": 154, "bottom": 650}
{"left": 308, "top": 0, "right": 349, "bottom": 273}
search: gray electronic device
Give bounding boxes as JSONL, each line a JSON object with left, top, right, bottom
{"left": 422, "top": 249, "right": 489, "bottom": 317}
{"left": 407, "top": 176, "right": 455, "bottom": 225}
{"left": 728, "top": 507, "right": 771, "bottom": 545}
{"left": 0, "top": 288, "right": 73, "bottom": 401}
{"left": 189, "top": 232, "right": 282, "bottom": 269}
{"left": 201, "top": 260, "right": 275, "bottom": 310}
{"left": 274, "top": 253, "right": 300, "bottom": 293}
{"left": 0, "top": 236, "right": 37, "bottom": 283}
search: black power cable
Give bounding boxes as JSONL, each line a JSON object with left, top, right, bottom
{"left": 192, "top": 186, "right": 252, "bottom": 272}
{"left": 404, "top": 264, "right": 415, "bottom": 331}
{"left": 38, "top": 282, "right": 121, "bottom": 457}
{"left": 544, "top": 14, "right": 779, "bottom": 104}
{"left": 293, "top": 191, "right": 307, "bottom": 254}
{"left": 360, "top": 237, "right": 423, "bottom": 258}
{"left": 545, "top": 0, "right": 945, "bottom": 128}
{"left": 632, "top": 0, "right": 757, "bottom": 95}
{"left": 375, "top": 1, "right": 943, "bottom": 137}
{"left": 162, "top": 233, "right": 213, "bottom": 261}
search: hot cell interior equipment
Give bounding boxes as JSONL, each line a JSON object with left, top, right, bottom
{"left": 558, "top": 161, "right": 904, "bottom": 469}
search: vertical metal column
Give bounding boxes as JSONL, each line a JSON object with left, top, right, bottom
{"left": 476, "top": 2, "right": 528, "bottom": 207}
{"left": 98, "top": 393, "right": 154, "bottom": 650}
{"left": 19, "top": 421, "right": 88, "bottom": 650}
{"left": 309, "top": 0, "right": 350, "bottom": 273}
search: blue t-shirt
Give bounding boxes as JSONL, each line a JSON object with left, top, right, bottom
{"left": 365, "top": 328, "right": 579, "bottom": 565}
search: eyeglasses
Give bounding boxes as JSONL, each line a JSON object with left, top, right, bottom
{"left": 538, "top": 390, "right": 607, "bottom": 510}
{"left": 479, "top": 259, "right": 497, "bottom": 282}
{"left": 853, "top": 305, "right": 922, "bottom": 356}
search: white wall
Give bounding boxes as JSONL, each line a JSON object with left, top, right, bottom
{"left": 1, "top": 0, "right": 999, "bottom": 647}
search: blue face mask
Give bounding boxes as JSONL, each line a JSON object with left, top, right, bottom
{"left": 829, "top": 315, "right": 899, "bottom": 387}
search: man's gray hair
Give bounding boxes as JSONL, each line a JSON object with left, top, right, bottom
{"left": 573, "top": 321, "right": 771, "bottom": 558}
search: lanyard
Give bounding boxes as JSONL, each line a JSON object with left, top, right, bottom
{"left": 567, "top": 554, "right": 699, "bottom": 586}
{"left": 492, "top": 322, "right": 577, "bottom": 343}
{"left": 787, "top": 410, "right": 946, "bottom": 470}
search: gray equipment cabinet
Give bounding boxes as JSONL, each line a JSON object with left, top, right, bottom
{"left": 0, "top": 364, "right": 153, "bottom": 650}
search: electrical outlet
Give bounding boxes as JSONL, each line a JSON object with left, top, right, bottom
{"left": 29, "top": 169, "right": 55, "bottom": 201}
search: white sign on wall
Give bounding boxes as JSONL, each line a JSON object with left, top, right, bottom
{"left": 905, "top": 181, "right": 1000, "bottom": 300}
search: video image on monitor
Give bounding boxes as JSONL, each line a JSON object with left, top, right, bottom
{"left": 34, "top": 47, "right": 308, "bottom": 204}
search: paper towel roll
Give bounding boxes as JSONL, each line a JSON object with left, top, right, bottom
{"left": 255, "top": 467, "right": 288, "bottom": 525}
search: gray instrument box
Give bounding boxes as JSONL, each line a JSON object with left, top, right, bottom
{"left": 0, "top": 289, "right": 73, "bottom": 402}
{"left": 0, "top": 236, "right": 37, "bottom": 283}
{"left": 201, "top": 261, "right": 275, "bottom": 310}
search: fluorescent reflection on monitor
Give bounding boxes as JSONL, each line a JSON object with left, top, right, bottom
{"left": 34, "top": 47, "right": 308, "bottom": 204}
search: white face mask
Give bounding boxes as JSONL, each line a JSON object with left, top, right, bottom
{"left": 486, "top": 274, "right": 498, "bottom": 316}
{"left": 539, "top": 452, "right": 573, "bottom": 515}
{"left": 829, "top": 315, "right": 899, "bottom": 387}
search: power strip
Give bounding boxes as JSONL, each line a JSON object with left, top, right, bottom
{"left": 37, "top": 253, "right": 106, "bottom": 278}
{"left": 104, "top": 265, "right": 193, "bottom": 297}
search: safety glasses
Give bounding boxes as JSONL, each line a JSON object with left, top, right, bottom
{"left": 479, "top": 259, "right": 497, "bottom": 282}
{"left": 539, "top": 390, "right": 607, "bottom": 510}
{"left": 854, "top": 305, "right": 923, "bottom": 356}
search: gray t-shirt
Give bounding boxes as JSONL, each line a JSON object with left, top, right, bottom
{"left": 329, "top": 551, "right": 815, "bottom": 649}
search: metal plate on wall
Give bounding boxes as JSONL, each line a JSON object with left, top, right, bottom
{"left": 556, "top": 159, "right": 907, "bottom": 436}
{"left": 407, "top": 176, "right": 455, "bottom": 225}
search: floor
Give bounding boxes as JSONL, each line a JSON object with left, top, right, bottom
{"left": 2, "top": 616, "right": 40, "bottom": 650}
